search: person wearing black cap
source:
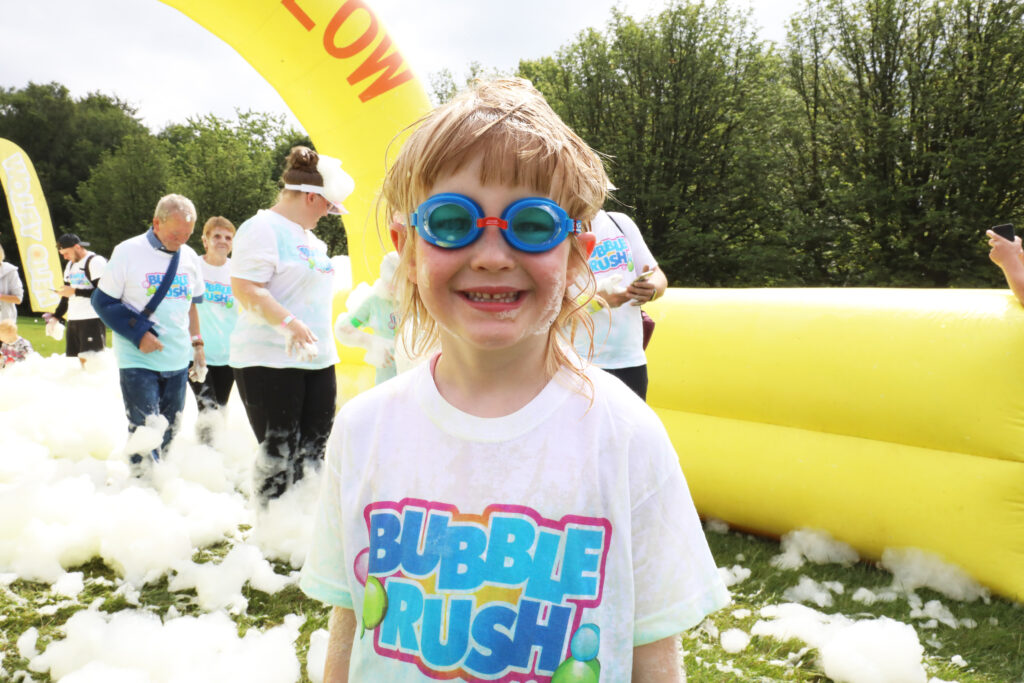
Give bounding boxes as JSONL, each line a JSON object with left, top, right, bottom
{"left": 49, "top": 233, "right": 107, "bottom": 366}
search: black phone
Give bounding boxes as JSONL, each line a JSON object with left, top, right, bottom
{"left": 991, "top": 224, "right": 1015, "bottom": 241}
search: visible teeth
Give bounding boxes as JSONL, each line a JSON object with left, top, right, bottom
{"left": 466, "top": 291, "right": 517, "bottom": 302}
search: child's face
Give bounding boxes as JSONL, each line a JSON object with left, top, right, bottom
{"left": 406, "top": 158, "right": 573, "bottom": 355}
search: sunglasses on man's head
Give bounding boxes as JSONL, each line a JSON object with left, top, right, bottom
{"left": 411, "top": 193, "right": 581, "bottom": 253}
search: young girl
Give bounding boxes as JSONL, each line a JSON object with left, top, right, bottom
{"left": 301, "top": 79, "right": 728, "bottom": 682}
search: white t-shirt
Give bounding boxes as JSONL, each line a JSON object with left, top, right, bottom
{"left": 194, "top": 258, "right": 236, "bottom": 367}
{"left": 229, "top": 210, "right": 339, "bottom": 370}
{"left": 300, "top": 358, "right": 729, "bottom": 682}
{"left": 63, "top": 251, "right": 106, "bottom": 321}
{"left": 574, "top": 211, "right": 658, "bottom": 369}
{"left": 98, "top": 233, "right": 205, "bottom": 372}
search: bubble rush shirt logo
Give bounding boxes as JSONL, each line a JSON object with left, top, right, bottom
{"left": 204, "top": 281, "right": 234, "bottom": 308}
{"left": 296, "top": 244, "right": 334, "bottom": 274}
{"left": 144, "top": 273, "right": 191, "bottom": 299}
{"left": 588, "top": 236, "right": 633, "bottom": 276}
{"left": 361, "top": 499, "right": 612, "bottom": 681}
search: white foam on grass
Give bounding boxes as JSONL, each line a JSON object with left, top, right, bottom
{"left": 720, "top": 628, "right": 750, "bottom": 653}
{"left": 783, "top": 575, "right": 844, "bottom": 608}
{"left": 718, "top": 564, "right": 752, "bottom": 587}
{"left": 752, "top": 603, "right": 929, "bottom": 683}
{"left": 771, "top": 529, "right": 860, "bottom": 570}
{"left": 169, "top": 543, "right": 296, "bottom": 614}
{"left": 881, "top": 548, "right": 990, "bottom": 603}
{"left": 28, "top": 609, "right": 302, "bottom": 683}
{"left": 0, "top": 350, "right": 318, "bottom": 596}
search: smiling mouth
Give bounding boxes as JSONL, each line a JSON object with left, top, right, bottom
{"left": 464, "top": 291, "right": 520, "bottom": 303}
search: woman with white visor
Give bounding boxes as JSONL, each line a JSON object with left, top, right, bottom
{"left": 230, "top": 145, "right": 354, "bottom": 502}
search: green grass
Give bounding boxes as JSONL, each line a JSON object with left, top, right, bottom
{"left": 14, "top": 315, "right": 112, "bottom": 357}
{"left": 2, "top": 526, "right": 1021, "bottom": 681}
{"left": 689, "top": 530, "right": 1024, "bottom": 682}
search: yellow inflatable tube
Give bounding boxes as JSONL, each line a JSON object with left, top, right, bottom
{"left": 644, "top": 288, "right": 1024, "bottom": 601}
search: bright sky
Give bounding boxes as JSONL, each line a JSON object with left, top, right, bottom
{"left": 0, "top": 0, "right": 804, "bottom": 133}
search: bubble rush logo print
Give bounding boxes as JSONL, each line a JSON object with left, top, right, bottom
{"left": 144, "top": 273, "right": 192, "bottom": 300}
{"left": 588, "top": 236, "right": 634, "bottom": 276}
{"left": 360, "top": 499, "right": 612, "bottom": 681}
{"left": 296, "top": 245, "right": 334, "bottom": 273}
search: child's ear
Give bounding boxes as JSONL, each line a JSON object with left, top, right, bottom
{"left": 389, "top": 220, "right": 416, "bottom": 284}
{"left": 577, "top": 232, "right": 596, "bottom": 259}
{"left": 388, "top": 219, "right": 405, "bottom": 252}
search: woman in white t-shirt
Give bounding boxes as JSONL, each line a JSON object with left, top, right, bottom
{"left": 575, "top": 210, "right": 667, "bottom": 400}
{"left": 230, "top": 146, "right": 354, "bottom": 502}
{"left": 189, "top": 216, "right": 238, "bottom": 444}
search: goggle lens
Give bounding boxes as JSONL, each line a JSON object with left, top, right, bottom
{"left": 426, "top": 203, "right": 474, "bottom": 245}
{"left": 508, "top": 206, "right": 558, "bottom": 246}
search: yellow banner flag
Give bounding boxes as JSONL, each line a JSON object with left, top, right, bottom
{"left": 0, "top": 138, "right": 62, "bottom": 312}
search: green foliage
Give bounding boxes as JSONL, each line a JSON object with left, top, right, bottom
{"left": 72, "top": 133, "right": 172, "bottom": 257}
{"left": 0, "top": 83, "right": 145, "bottom": 280}
{"left": 517, "top": 0, "right": 1024, "bottom": 287}
{"left": 785, "top": 0, "right": 1024, "bottom": 286}
{"left": 161, "top": 112, "right": 285, "bottom": 242}
{"left": 521, "top": 1, "right": 809, "bottom": 286}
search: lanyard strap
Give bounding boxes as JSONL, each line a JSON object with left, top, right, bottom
{"left": 142, "top": 248, "right": 181, "bottom": 318}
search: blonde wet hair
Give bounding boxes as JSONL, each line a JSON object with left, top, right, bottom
{"left": 0, "top": 319, "right": 17, "bottom": 344}
{"left": 382, "top": 78, "right": 608, "bottom": 382}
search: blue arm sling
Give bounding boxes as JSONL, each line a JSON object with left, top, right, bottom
{"left": 92, "top": 249, "right": 180, "bottom": 349}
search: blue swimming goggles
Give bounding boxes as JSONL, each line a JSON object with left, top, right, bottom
{"left": 411, "top": 193, "right": 582, "bottom": 253}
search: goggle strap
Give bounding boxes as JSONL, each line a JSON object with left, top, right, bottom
{"left": 477, "top": 217, "right": 508, "bottom": 229}
{"left": 570, "top": 220, "right": 582, "bottom": 235}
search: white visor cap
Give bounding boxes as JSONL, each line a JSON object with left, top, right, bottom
{"left": 284, "top": 153, "right": 355, "bottom": 215}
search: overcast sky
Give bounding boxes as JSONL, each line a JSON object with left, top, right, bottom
{"left": 0, "top": 0, "right": 804, "bottom": 133}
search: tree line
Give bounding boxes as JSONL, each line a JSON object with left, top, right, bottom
{"left": 0, "top": 83, "right": 346, "bottom": 269}
{"left": 2, "top": 0, "right": 1023, "bottom": 290}
{"left": 518, "top": 0, "right": 1024, "bottom": 287}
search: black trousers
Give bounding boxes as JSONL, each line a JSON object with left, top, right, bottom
{"left": 188, "top": 363, "right": 235, "bottom": 411}
{"left": 234, "top": 365, "right": 337, "bottom": 501}
{"left": 188, "top": 363, "right": 235, "bottom": 445}
{"left": 605, "top": 364, "right": 649, "bottom": 401}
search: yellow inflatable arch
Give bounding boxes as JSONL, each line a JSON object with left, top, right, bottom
{"left": 160, "top": 0, "right": 432, "bottom": 394}
{"left": 164, "top": 1, "right": 1023, "bottom": 601}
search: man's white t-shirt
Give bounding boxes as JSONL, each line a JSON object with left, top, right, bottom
{"left": 230, "top": 210, "right": 339, "bottom": 370}
{"left": 194, "top": 259, "right": 236, "bottom": 367}
{"left": 301, "top": 359, "right": 729, "bottom": 682}
{"left": 574, "top": 211, "right": 657, "bottom": 369}
{"left": 64, "top": 251, "right": 106, "bottom": 321}
{"left": 98, "top": 234, "right": 205, "bottom": 372}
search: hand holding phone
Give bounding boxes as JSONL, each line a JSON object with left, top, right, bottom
{"left": 634, "top": 269, "right": 654, "bottom": 282}
{"left": 991, "top": 224, "right": 1015, "bottom": 241}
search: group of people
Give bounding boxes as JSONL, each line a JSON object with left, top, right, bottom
{"left": 87, "top": 146, "right": 348, "bottom": 494}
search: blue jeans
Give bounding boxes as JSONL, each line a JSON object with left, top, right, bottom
{"left": 119, "top": 367, "right": 189, "bottom": 463}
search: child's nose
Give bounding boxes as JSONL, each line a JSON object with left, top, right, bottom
{"left": 469, "top": 224, "right": 516, "bottom": 270}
